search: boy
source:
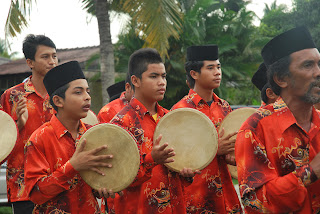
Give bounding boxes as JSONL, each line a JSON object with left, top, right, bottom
{"left": 110, "top": 48, "right": 197, "bottom": 213}
{"left": 172, "top": 45, "right": 242, "bottom": 213}
{"left": 0, "top": 34, "right": 57, "bottom": 213}
{"left": 24, "top": 61, "right": 114, "bottom": 213}
{"left": 98, "top": 73, "right": 133, "bottom": 123}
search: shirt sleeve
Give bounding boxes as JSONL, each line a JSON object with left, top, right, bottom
{"left": 24, "top": 139, "right": 78, "bottom": 205}
{"left": 235, "top": 129, "right": 316, "bottom": 213}
{"left": 98, "top": 107, "right": 117, "bottom": 123}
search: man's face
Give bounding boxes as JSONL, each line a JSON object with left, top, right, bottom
{"left": 196, "top": 60, "right": 221, "bottom": 90}
{"left": 60, "top": 79, "right": 91, "bottom": 120}
{"left": 287, "top": 48, "right": 320, "bottom": 104}
{"left": 133, "top": 63, "right": 167, "bottom": 103}
{"left": 28, "top": 45, "right": 58, "bottom": 77}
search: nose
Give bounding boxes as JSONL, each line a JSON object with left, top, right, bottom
{"left": 159, "top": 76, "right": 166, "bottom": 86}
{"left": 49, "top": 56, "right": 57, "bottom": 66}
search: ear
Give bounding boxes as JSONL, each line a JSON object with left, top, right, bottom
{"left": 190, "top": 70, "right": 199, "bottom": 80}
{"left": 273, "top": 74, "right": 288, "bottom": 89}
{"left": 52, "top": 95, "right": 64, "bottom": 109}
{"left": 131, "top": 75, "right": 140, "bottom": 89}
{"left": 125, "top": 82, "right": 131, "bottom": 92}
{"left": 266, "top": 88, "right": 278, "bottom": 100}
{"left": 26, "top": 59, "right": 35, "bottom": 69}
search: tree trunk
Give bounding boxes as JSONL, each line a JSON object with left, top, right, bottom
{"left": 95, "top": 0, "right": 115, "bottom": 105}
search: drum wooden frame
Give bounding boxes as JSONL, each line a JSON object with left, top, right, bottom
{"left": 154, "top": 108, "right": 218, "bottom": 172}
{"left": 79, "top": 123, "right": 140, "bottom": 192}
{"left": 0, "top": 110, "right": 18, "bottom": 163}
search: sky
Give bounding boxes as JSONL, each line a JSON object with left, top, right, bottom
{"left": 0, "top": 0, "right": 292, "bottom": 58}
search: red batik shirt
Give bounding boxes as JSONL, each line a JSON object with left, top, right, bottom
{"left": 235, "top": 97, "right": 320, "bottom": 213}
{"left": 98, "top": 92, "right": 129, "bottom": 123}
{"left": 24, "top": 115, "right": 102, "bottom": 214}
{"left": 110, "top": 98, "right": 190, "bottom": 214}
{"left": 0, "top": 76, "right": 54, "bottom": 202}
{"left": 171, "top": 89, "right": 242, "bottom": 214}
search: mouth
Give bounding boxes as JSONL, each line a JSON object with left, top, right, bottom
{"left": 82, "top": 104, "right": 91, "bottom": 111}
{"left": 158, "top": 89, "right": 166, "bottom": 94}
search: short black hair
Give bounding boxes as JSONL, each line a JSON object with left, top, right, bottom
{"left": 268, "top": 55, "right": 291, "bottom": 96}
{"left": 261, "top": 83, "right": 269, "bottom": 104}
{"left": 50, "top": 83, "right": 69, "bottom": 112}
{"left": 128, "top": 48, "right": 163, "bottom": 89}
{"left": 184, "top": 61, "right": 204, "bottom": 89}
{"left": 22, "top": 34, "right": 56, "bottom": 60}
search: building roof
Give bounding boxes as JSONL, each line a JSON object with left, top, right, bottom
{"left": 0, "top": 46, "right": 99, "bottom": 75}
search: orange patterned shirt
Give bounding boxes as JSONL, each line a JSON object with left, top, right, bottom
{"left": 98, "top": 92, "right": 129, "bottom": 123}
{"left": 24, "top": 115, "right": 102, "bottom": 213}
{"left": 110, "top": 98, "right": 190, "bottom": 214}
{"left": 171, "top": 89, "right": 242, "bottom": 214}
{"left": 0, "top": 76, "right": 54, "bottom": 202}
{"left": 235, "top": 97, "right": 320, "bottom": 213}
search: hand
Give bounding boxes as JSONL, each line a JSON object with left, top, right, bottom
{"left": 69, "top": 138, "right": 113, "bottom": 175}
{"left": 16, "top": 97, "right": 28, "bottom": 130}
{"left": 225, "top": 153, "right": 236, "bottom": 166}
{"left": 310, "top": 152, "right": 320, "bottom": 178}
{"left": 217, "top": 128, "right": 237, "bottom": 156}
{"left": 179, "top": 167, "right": 201, "bottom": 177}
{"left": 151, "top": 134, "right": 175, "bottom": 164}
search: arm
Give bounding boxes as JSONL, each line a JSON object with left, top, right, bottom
{"left": 24, "top": 141, "right": 78, "bottom": 205}
{"left": 236, "top": 129, "right": 316, "bottom": 213}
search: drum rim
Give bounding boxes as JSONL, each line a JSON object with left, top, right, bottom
{"left": 0, "top": 110, "right": 18, "bottom": 163}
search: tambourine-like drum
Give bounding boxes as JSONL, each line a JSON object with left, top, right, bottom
{"left": 154, "top": 108, "right": 218, "bottom": 172}
{"left": 81, "top": 110, "right": 99, "bottom": 126}
{"left": 0, "top": 110, "right": 18, "bottom": 163}
{"left": 219, "top": 107, "right": 258, "bottom": 179}
{"left": 79, "top": 123, "right": 140, "bottom": 192}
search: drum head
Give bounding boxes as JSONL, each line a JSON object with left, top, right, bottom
{"left": 219, "top": 107, "right": 258, "bottom": 141}
{"left": 219, "top": 107, "right": 257, "bottom": 179}
{"left": 0, "top": 110, "right": 18, "bottom": 163}
{"left": 81, "top": 110, "right": 99, "bottom": 126}
{"left": 79, "top": 123, "right": 140, "bottom": 192}
{"left": 154, "top": 108, "right": 218, "bottom": 172}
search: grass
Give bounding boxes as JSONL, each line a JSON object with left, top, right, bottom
{"left": 0, "top": 206, "right": 12, "bottom": 214}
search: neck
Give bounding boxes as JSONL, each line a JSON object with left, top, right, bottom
{"left": 193, "top": 86, "right": 213, "bottom": 102}
{"left": 281, "top": 93, "right": 313, "bottom": 132}
{"left": 31, "top": 74, "right": 47, "bottom": 98}
{"left": 134, "top": 94, "right": 157, "bottom": 115}
{"left": 56, "top": 113, "right": 81, "bottom": 140}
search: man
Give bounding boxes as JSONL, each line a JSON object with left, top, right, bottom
{"left": 235, "top": 26, "right": 320, "bottom": 213}
{"left": 110, "top": 48, "right": 198, "bottom": 213}
{"left": 171, "top": 45, "right": 242, "bottom": 213}
{"left": 0, "top": 34, "right": 57, "bottom": 213}
{"left": 251, "top": 62, "right": 278, "bottom": 106}
{"left": 24, "top": 61, "right": 114, "bottom": 213}
{"left": 98, "top": 73, "right": 133, "bottom": 123}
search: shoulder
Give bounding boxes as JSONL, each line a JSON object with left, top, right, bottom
{"left": 29, "top": 122, "right": 53, "bottom": 144}
{"left": 241, "top": 105, "right": 274, "bottom": 133}
{"left": 171, "top": 95, "right": 195, "bottom": 110}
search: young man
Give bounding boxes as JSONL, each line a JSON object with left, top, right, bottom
{"left": 251, "top": 62, "right": 278, "bottom": 106}
{"left": 171, "top": 45, "right": 242, "bottom": 213}
{"left": 24, "top": 61, "right": 114, "bottom": 213}
{"left": 0, "top": 34, "right": 57, "bottom": 214}
{"left": 236, "top": 26, "right": 320, "bottom": 213}
{"left": 110, "top": 48, "right": 197, "bottom": 214}
{"left": 98, "top": 73, "right": 134, "bottom": 123}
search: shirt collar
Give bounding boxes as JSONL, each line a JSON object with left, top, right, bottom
{"left": 50, "top": 114, "right": 87, "bottom": 139}
{"left": 272, "top": 97, "right": 320, "bottom": 134}
{"left": 119, "top": 91, "right": 129, "bottom": 105}
{"left": 129, "top": 98, "right": 166, "bottom": 120}
{"left": 187, "top": 89, "right": 222, "bottom": 106}
{"left": 24, "top": 75, "right": 50, "bottom": 100}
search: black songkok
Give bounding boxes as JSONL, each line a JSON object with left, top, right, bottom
{"left": 107, "top": 80, "right": 125, "bottom": 101}
{"left": 251, "top": 63, "right": 267, "bottom": 91}
{"left": 187, "top": 45, "right": 219, "bottom": 61}
{"left": 261, "top": 26, "right": 316, "bottom": 67}
{"left": 44, "top": 61, "right": 85, "bottom": 97}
